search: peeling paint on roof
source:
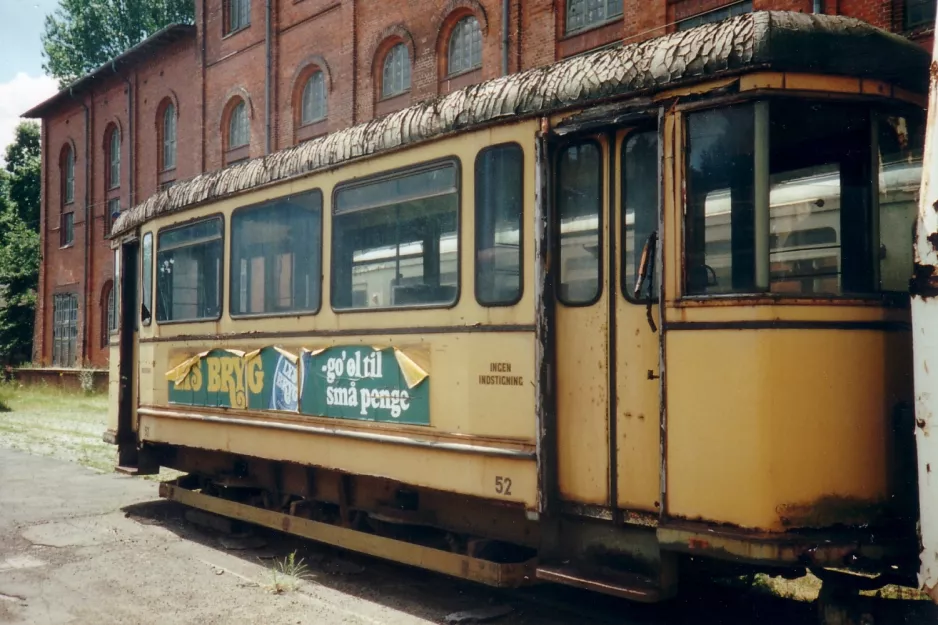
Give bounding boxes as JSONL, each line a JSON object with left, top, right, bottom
{"left": 113, "top": 11, "right": 929, "bottom": 236}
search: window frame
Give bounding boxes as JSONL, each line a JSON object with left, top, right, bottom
{"left": 474, "top": 142, "right": 524, "bottom": 307}
{"left": 447, "top": 15, "right": 483, "bottom": 78}
{"left": 102, "top": 281, "right": 115, "bottom": 346}
{"left": 52, "top": 292, "right": 78, "bottom": 367}
{"left": 620, "top": 126, "right": 660, "bottom": 305}
{"left": 381, "top": 42, "right": 412, "bottom": 100}
{"left": 107, "top": 126, "right": 121, "bottom": 190}
{"left": 555, "top": 138, "right": 604, "bottom": 308}
{"left": 161, "top": 103, "right": 177, "bottom": 172}
{"left": 330, "top": 156, "right": 463, "bottom": 314}
{"left": 675, "top": 0, "right": 752, "bottom": 31}
{"left": 154, "top": 214, "right": 226, "bottom": 325}
{"left": 61, "top": 212, "right": 75, "bottom": 247}
{"left": 565, "top": 0, "right": 624, "bottom": 36}
{"left": 227, "top": 100, "right": 250, "bottom": 150}
{"left": 904, "top": 0, "right": 936, "bottom": 30}
{"left": 105, "top": 198, "right": 120, "bottom": 238}
{"left": 300, "top": 71, "right": 327, "bottom": 126}
{"left": 677, "top": 96, "right": 920, "bottom": 304}
{"left": 224, "top": 0, "right": 251, "bottom": 36}
{"left": 229, "top": 189, "right": 324, "bottom": 319}
{"left": 63, "top": 146, "right": 75, "bottom": 205}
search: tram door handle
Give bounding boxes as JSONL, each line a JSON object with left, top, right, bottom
{"left": 634, "top": 231, "right": 658, "bottom": 333}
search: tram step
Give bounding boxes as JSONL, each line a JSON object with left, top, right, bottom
{"left": 535, "top": 562, "right": 662, "bottom": 603}
{"left": 115, "top": 464, "right": 159, "bottom": 476}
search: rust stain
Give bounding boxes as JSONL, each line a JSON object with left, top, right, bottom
{"left": 775, "top": 496, "right": 889, "bottom": 529}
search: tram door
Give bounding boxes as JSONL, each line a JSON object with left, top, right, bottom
{"left": 116, "top": 240, "right": 139, "bottom": 467}
{"left": 553, "top": 128, "right": 661, "bottom": 514}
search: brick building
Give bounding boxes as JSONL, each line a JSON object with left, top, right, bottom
{"left": 22, "top": 0, "right": 936, "bottom": 369}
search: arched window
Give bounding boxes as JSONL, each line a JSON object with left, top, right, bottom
{"left": 228, "top": 99, "right": 249, "bottom": 148}
{"left": 448, "top": 16, "right": 482, "bottom": 76}
{"left": 301, "top": 71, "right": 327, "bottom": 125}
{"left": 161, "top": 103, "right": 177, "bottom": 171}
{"left": 382, "top": 43, "right": 411, "bottom": 98}
{"left": 62, "top": 145, "right": 75, "bottom": 204}
{"left": 107, "top": 126, "right": 121, "bottom": 189}
{"left": 101, "top": 281, "right": 115, "bottom": 347}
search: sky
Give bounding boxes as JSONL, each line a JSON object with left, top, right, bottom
{"left": 0, "top": 0, "right": 61, "bottom": 164}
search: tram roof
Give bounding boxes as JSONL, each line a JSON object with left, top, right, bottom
{"left": 112, "top": 10, "right": 929, "bottom": 237}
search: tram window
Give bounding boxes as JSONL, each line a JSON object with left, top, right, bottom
{"left": 685, "top": 105, "right": 755, "bottom": 295}
{"left": 557, "top": 141, "right": 602, "bottom": 305}
{"left": 230, "top": 190, "right": 322, "bottom": 316}
{"left": 332, "top": 161, "right": 459, "bottom": 310}
{"left": 155, "top": 217, "right": 223, "bottom": 322}
{"left": 141, "top": 232, "right": 153, "bottom": 325}
{"left": 685, "top": 100, "right": 896, "bottom": 297}
{"left": 476, "top": 144, "right": 523, "bottom": 306}
{"left": 622, "top": 130, "right": 658, "bottom": 301}
{"left": 878, "top": 112, "right": 924, "bottom": 292}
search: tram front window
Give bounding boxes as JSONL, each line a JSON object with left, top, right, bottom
{"left": 685, "top": 100, "right": 923, "bottom": 297}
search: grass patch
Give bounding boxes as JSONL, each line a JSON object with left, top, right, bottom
{"left": 262, "top": 551, "right": 311, "bottom": 594}
{"left": 0, "top": 381, "right": 181, "bottom": 481}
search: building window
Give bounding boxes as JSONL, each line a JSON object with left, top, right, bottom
{"left": 52, "top": 293, "right": 78, "bottom": 367}
{"left": 332, "top": 161, "right": 459, "bottom": 310}
{"left": 61, "top": 212, "right": 74, "bottom": 247}
{"left": 62, "top": 145, "right": 75, "bottom": 204}
{"left": 566, "top": 0, "right": 623, "bottom": 34}
{"left": 161, "top": 102, "right": 177, "bottom": 171}
{"left": 231, "top": 190, "right": 323, "bottom": 316}
{"left": 102, "top": 281, "right": 115, "bottom": 347}
{"left": 105, "top": 198, "right": 120, "bottom": 236}
{"left": 228, "top": 99, "right": 250, "bottom": 149}
{"left": 107, "top": 126, "right": 120, "bottom": 189}
{"left": 156, "top": 217, "right": 223, "bottom": 323}
{"left": 382, "top": 43, "right": 411, "bottom": 98}
{"left": 301, "top": 71, "right": 327, "bottom": 125}
{"left": 448, "top": 16, "right": 482, "bottom": 76}
{"left": 557, "top": 141, "right": 602, "bottom": 305}
{"left": 906, "top": 0, "right": 936, "bottom": 29}
{"left": 622, "top": 130, "right": 659, "bottom": 301}
{"left": 226, "top": 0, "right": 250, "bottom": 34}
{"left": 676, "top": 1, "right": 752, "bottom": 31}
{"left": 476, "top": 144, "right": 523, "bottom": 306}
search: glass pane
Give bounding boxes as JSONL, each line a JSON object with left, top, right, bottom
{"left": 476, "top": 144, "right": 523, "bottom": 305}
{"left": 302, "top": 72, "right": 326, "bottom": 124}
{"left": 142, "top": 232, "right": 153, "bottom": 325}
{"left": 622, "top": 130, "right": 658, "bottom": 300}
{"left": 557, "top": 142, "right": 602, "bottom": 304}
{"left": 685, "top": 105, "right": 754, "bottom": 295}
{"left": 768, "top": 101, "right": 872, "bottom": 295}
{"left": 676, "top": 0, "right": 752, "bottom": 31}
{"left": 333, "top": 163, "right": 459, "bottom": 310}
{"left": 156, "top": 218, "right": 223, "bottom": 322}
{"left": 383, "top": 44, "right": 410, "bottom": 97}
{"left": 110, "top": 129, "right": 120, "bottom": 188}
{"left": 163, "top": 105, "right": 176, "bottom": 170}
{"left": 878, "top": 110, "right": 925, "bottom": 291}
{"left": 230, "top": 190, "right": 322, "bottom": 315}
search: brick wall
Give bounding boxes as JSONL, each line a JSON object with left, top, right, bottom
{"left": 27, "top": 0, "right": 932, "bottom": 368}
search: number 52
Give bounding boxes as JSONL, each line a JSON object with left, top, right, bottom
{"left": 495, "top": 476, "right": 512, "bottom": 496}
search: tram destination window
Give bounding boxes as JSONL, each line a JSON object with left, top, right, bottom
{"left": 156, "top": 217, "right": 223, "bottom": 322}
{"left": 622, "top": 130, "right": 658, "bottom": 300}
{"left": 557, "top": 141, "right": 602, "bottom": 305}
{"left": 231, "top": 190, "right": 322, "bottom": 316}
{"left": 332, "top": 161, "right": 459, "bottom": 310}
{"left": 684, "top": 100, "right": 918, "bottom": 297}
{"left": 476, "top": 144, "right": 523, "bottom": 306}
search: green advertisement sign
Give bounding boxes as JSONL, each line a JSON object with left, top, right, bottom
{"left": 166, "top": 345, "right": 428, "bottom": 426}
{"left": 300, "top": 346, "right": 430, "bottom": 426}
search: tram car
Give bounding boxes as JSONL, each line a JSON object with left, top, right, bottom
{"left": 104, "top": 11, "right": 938, "bottom": 616}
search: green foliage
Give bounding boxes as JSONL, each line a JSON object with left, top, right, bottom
{"left": 0, "top": 122, "right": 42, "bottom": 366}
{"left": 41, "top": 0, "right": 196, "bottom": 86}
{"left": 4, "top": 122, "right": 41, "bottom": 228}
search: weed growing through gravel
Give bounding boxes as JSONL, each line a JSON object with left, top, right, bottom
{"left": 262, "top": 551, "right": 311, "bottom": 594}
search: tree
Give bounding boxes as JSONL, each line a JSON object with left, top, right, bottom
{"left": 4, "top": 122, "right": 41, "bottom": 228}
{"left": 41, "top": 0, "right": 195, "bottom": 86}
{"left": 0, "top": 123, "right": 42, "bottom": 366}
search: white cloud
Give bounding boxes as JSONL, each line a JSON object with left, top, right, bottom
{"left": 0, "top": 72, "right": 58, "bottom": 166}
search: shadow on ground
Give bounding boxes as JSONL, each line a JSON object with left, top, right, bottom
{"left": 121, "top": 499, "right": 936, "bottom": 625}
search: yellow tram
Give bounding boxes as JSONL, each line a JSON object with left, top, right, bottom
{"left": 105, "top": 11, "right": 932, "bottom": 610}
